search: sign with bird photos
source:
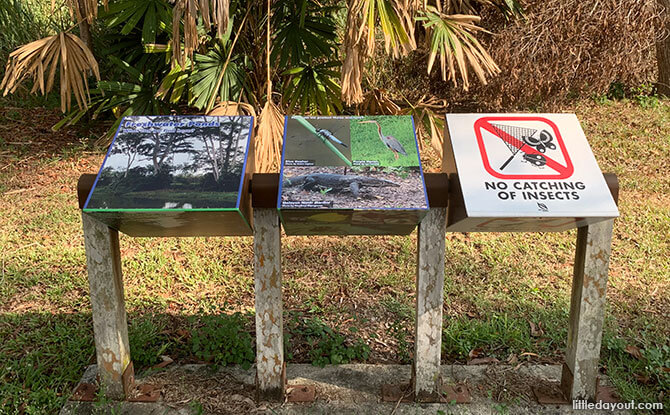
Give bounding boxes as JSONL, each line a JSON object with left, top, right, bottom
{"left": 444, "top": 114, "right": 619, "bottom": 232}
{"left": 278, "top": 115, "right": 429, "bottom": 235}
{"left": 83, "top": 115, "right": 254, "bottom": 237}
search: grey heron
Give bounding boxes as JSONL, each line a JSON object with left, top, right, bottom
{"left": 358, "top": 120, "right": 407, "bottom": 160}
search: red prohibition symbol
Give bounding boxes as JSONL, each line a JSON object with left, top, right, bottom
{"left": 474, "top": 116, "right": 574, "bottom": 180}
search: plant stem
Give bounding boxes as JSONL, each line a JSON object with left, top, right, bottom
{"left": 292, "top": 116, "right": 352, "bottom": 166}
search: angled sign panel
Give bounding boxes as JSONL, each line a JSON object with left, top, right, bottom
{"left": 83, "top": 115, "right": 254, "bottom": 236}
{"left": 445, "top": 113, "right": 619, "bottom": 232}
{"left": 278, "top": 115, "right": 429, "bottom": 235}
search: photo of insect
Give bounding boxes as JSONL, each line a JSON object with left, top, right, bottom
{"left": 316, "top": 128, "right": 348, "bottom": 148}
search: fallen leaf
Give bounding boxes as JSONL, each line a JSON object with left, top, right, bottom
{"left": 468, "top": 348, "right": 485, "bottom": 359}
{"left": 624, "top": 345, "right": 643, "bottom": 360}
{"left": 633, "top": 373, "right": 651, "bottom": 384}
{"left": 520, "top": 352, "right": 539, "bottom": 359}
{"left": 153, "top": 355, "right": 174, "bottom": 369}
{"left": 467, "top": 357, "right": 499, "bottom": 365}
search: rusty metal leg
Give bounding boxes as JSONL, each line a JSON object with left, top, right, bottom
{"left": 81, "top": 213, "right": 133, "bottom": 400}
{"left": 253, "top": 208, "right": 284, "bottom": 401}
{"left": 412, "top": 207, "right": 447, "bottom": 402}
{"left": 561, "top": 219, "right": 614, "bottom": 401}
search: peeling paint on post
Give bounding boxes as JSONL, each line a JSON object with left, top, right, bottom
{"left": 81, "top": 213, "right": 132, "bottom": 399}
{"left": 561, "top": 219, "right": 614, "bottom": 400}
{"left": 413, "top": 207, "right": 447, "bottom": 402}
{"left": 253, "top": 208, "right": 284, "bottom": 401}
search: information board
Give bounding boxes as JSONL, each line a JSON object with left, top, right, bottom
{"left": 278, "top": 116, "right": 429, "bottom": 235}
{"left": 83, "top": 115, "right": 254, "bottom": 236}
{"left": 444, "top": 114, "right": 619, "bottom": 232}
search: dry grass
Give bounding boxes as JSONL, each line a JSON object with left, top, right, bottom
{"left": 469, "top": 0, "right": 663, "bottom": 109}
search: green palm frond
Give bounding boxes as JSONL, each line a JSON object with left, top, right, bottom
{"left": 102, "top": 0, "right": 172, "bottom": 45}
{"left": 282, "top": 60, "right": 342, "bottom": 114}
{"left": 272, "top": 0, "right": 339, "bottom": 67}
{"left": 188, "top": 40, "right": 250, "bottom": 110}
{"left": 361, "top": 0, "right": 414, "bottom": 58}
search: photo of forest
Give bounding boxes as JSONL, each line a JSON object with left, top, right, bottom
{"left": 84, "top": 115, "right": 252, "bottom": 210}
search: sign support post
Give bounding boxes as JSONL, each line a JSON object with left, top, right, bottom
{"left": 412, "top": 207, "right": 447, "bottom": 401}
{"left": 81, "top": 212, "right": 133, "bottom": 399}
{"left": 253, "top": 208, "right": 285, "bottom": 400}
{"left": 562, "top": 219, "right": 615, "bottom": 400}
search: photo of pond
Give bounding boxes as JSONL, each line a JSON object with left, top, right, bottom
{"left": 84, "top": 115, "right": 252, "bottom": 210}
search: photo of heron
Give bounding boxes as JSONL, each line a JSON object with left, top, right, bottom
{"left": 349, "top": 115, "right": 420, "bottom": 167}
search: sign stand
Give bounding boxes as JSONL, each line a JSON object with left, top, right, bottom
{"left": 79, "top": 169, "right": 617, "bottom": 404}
{"left": 80, "top": 208, "right": 134, "bottom": 399}
{"left": 562, "top": 219, "right": 615, "bottom": 400}
{"left": 412, "top": 207, "right": 447, "bottom": 401}
{"left": 443, "top": 113, "right": 620, "bottom": 402}
{"left": 252, "top": 208, "right": 286, "bottom": 400}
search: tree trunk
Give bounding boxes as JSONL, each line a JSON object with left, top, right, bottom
{"left": 77, "top": 0, "right": 93, "bottom": 50}
{"left": 658, "top": 0, "right": 670, "bottom": 96}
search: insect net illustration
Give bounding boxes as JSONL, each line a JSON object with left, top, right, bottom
{"left": 490, "top": 123, "right": 557, "bottom": 170}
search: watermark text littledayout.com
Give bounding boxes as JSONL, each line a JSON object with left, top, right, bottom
{"left": 573, "top": 400, "right": 663, "bottom": 411}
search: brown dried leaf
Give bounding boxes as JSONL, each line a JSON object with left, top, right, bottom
{"left": 624, "top": 345, "right": 643, "bottom": 360}
{"left": 468, "top": 348, "right": 484, "bottom": 359}
{"left": 255, "top": 101, "right": 284, "bottom": 173}
{"left": 207, "top": 101, "right": 256, "bottom": 117}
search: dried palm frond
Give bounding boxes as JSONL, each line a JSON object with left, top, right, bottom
{"left": 171, "top": 0, "right": 231, "bottom": 67}
{"left": 403, "top": 95, "right": 447, "bottom": 160}
{"left": 58, "top": 0, "right": 108, "bottom": 24}
{"left": 172, "top": 0, "right": 199, "bottom": 68}
{"left": 341, "top": 0, "right": 367, "bottom": 105}
{"left": 1, "top": 32, "right": 100, "bottom": 112}
{"left": 207, "top": 100, "right": 256, "bottom": 117}
{"left": 253, "top": 0, "right": 284, "bottom": 173}
{"left": 255, "top": 100, "right": 284, "bottom": 173}
{"left": 210, "top": 0, "right": 230, "bottom": 38}
{"left": 418, "top": 8, "right": 500, "bottom": 90}
{"left": 359, "top": 89, "right": 401, "bottom": 114}
{"left": 445, "top": 0, "right": 523, "bottom": 18}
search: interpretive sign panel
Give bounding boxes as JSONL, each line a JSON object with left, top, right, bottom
{"left": 278, "top": 115, "right": 429, "bottom": 235}
{"left": 83, "top": 115, "right": 254, "bottom": 236}
{"left": 444, "top": 114, "right": 619, "bottom": 232}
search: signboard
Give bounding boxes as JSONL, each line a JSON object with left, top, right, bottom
{"left": 83, "top": 115, "right": 254, "bottom": 236}
{"left": 278, "top": 115, "right": 429, "bottom": 235}
{"left": 444, "top": 114, "right": 618, "bottom": 232}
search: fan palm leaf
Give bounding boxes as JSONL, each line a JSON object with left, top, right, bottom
{"left": 418, "top": 8, "right": 500, "bottom": 90}
{"left": 1, "top": 32, "right": 100, "bottom": 112}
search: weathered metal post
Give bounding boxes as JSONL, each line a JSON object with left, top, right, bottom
{"left": 81, "top": 212, "right": 133, "bottom": 399}
{"left": 253, "top": 208, "right": 285, "bottom": 400}
{"left": 412, "top": 207, "right": 447, "bottom": 401}
{"left": 561, "top": 219, "right": 615, "bottom": 401}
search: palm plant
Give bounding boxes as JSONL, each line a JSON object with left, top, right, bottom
{"left": 1, "top": 0, "right": 521, "bottom": 171}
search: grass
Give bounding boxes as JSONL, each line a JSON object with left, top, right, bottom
{"left": 0, "top": 98, "right": 668, "bottom": 413}
{"left": 350, "top": 116, "right": 420, "bottom": 166}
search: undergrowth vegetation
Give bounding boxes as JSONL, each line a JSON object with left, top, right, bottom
{"left": 0, "top": 96, "right": 668, "bottom": 413}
